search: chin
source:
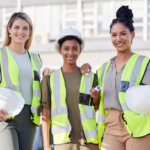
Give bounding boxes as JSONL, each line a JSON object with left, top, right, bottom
{"left": 66, "top": 61, "right": 76, "bottom": 64}
{"left": 67, "top": 62, "right": 76, "bottom": 64}
{"left": 15, "top": 40, "right": 26, "bottom": 45}
{"left": 116, "top": 47, "right": 127, "bottom": 52}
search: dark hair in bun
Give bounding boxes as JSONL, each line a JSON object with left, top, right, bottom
{"left": 110, "top": 6, "right": 134, "bottom": 33}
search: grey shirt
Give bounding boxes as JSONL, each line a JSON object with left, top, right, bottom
{"left": 104, "top": 56, "right": 150, "bottom": 110}
{"left": 8, "top": 48, "right": 33, "bottom": 105}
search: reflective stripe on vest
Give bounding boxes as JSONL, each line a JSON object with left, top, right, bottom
{"left": 0, "top": 46, "right": 42, "bottom": 125}
{"left": 97, "top": 53, "right": 150, "bottom": 149}
{"left": 50, "top": 69, "right": 98, "bottom": 145}
{"left": 79, "top": 72, "right": 98, "bottom": 143}
{"left": 1, "top": 47, "right": 21, "bottom": 94}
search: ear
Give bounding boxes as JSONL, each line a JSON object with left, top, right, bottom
{"left": 131, "top": 31, "right": 135, "bottom": 40}
{"left": 79, "top": 49, "right": 82, "bottom": 54}
{"left": 58, "top": 47, "right": 62, "bottom": 55}
{"left": 8, "top": 26, "right": 11, "bottom": 34}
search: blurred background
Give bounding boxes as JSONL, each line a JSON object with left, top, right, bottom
{"left": 0, "top": 0, "right": 149, "bottom": 72}
{"left": 0, "top": 0, "right": 150, "bottom": 149}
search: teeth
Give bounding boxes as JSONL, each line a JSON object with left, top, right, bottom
{"left": 17, "top": 36, "right": 24, "bottom": 38}
{"left": 117, "top": 43, "right": 124, "bottom": 46}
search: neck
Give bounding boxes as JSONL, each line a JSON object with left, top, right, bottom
{"left": 62, "top": 62, "right": 78, "bottom": 72}
{"left": 116, "top": 49, "right": 133, "bottom": 62}
{"left": 8, "top": 42, "right": 26, "bottom": 54}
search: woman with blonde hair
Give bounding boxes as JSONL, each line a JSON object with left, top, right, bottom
{"left": 0, "top": 12, "right": 49, "bottom": 150}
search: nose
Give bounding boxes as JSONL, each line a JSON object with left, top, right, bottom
{"left": 18, "top": 29, "right": 24, "bottom": 34}
{"left": 116, "top": 35, "right": 122, "bottom": 42}
{"left": 68, "top": 49, "right": 73, "bottom": 55}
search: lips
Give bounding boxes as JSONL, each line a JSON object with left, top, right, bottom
{"left": 16, "top": 35, "right": 24, "bottom": 39}
{"left": 116, "top": 43, "right": 125, "bottom": 47}
{"left": 67, "top": 57, "right": 74, "bottom": 60}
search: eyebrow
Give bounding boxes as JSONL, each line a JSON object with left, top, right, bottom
{"left": 111, "top": 30, "right": 126, "bottom": 34}
{"left": 14, "top": 25, "right": 29, "bottom": 28}
{"left": 63, "top": 46, "right": 78, "bottom": 47}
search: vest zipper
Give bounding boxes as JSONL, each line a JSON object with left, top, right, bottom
{"left": 82, "top": 130, "right": 87, "bottom": 146}
{"left": 122, "top": 113, "right": 127, "bottom": 125}
{"left": 140, "top": 60, "right": 150, "bottom": 85}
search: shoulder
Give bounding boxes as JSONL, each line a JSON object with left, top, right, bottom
{"left": 29, "top": 52, "right": 42, "bottom": 65}
{"left": 145, "top": 61, "right": 150, "bottom": 72}
{"left": 0, "top": 47, "right": 6, "bottom": 52}
{"left": 97, "top": 61, "right": 110, "bottom": 72}
{"left": 134, "top": 53, "right": 150, "bottom": 60}
{"left": 41, "top": 75, "right": 50, "bottom": 85}
{"left": 29, "top": 52, "right": 40, "bottom": 58}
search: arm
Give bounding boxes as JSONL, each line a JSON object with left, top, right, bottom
{"left": 91, "top": 74, "right": 100, "bottom": 111}
{"left": 141, "top": 62, "right": 150, "bottom": 85}
{"left": 80, "top": 63, "right": 92, "bottom": 74}
{"left": 39, "top": 76, "right": 52, "bottom": 150}
{"left": 0, "top": 109, "right": 8, "bottom": 121}
{"left": 91, "top": 88, "right": 100, "bottom": 111}
{"left": 42, "top": 68, "right": 54, "bottom": 76}
{"left": 42, "top": 107, "right": 52, "bottom": 150}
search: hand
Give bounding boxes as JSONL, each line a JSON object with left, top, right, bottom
{"left": 80, "top": 63, "right": 92, "bottom": 75}
{"left": 0, "top": 109, "right": 8, "bottom": 121}
{"left": 42, "top": 68, "right": 54, "bottom": 76}
{"left": 91, "top": 88, "right": 100, "bottom": 99}
{"left": 44, "top": 145, "right": 52, "bottom": 150}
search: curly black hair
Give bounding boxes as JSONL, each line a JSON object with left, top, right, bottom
{"left": 110, "top": 6, "right": 134, "bottom": 33}
{"left": 58, "top": 36, "right": 82, "bottom": 49}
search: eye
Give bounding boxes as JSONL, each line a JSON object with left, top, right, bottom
{"left": 14, "top": 26, "right": 19, "bottom": 29}
{"left": 112, "top": 34, "right": 116, "bottom": 37}
{"left": 73, "top": 47, "right": 78, "bottom": 50}
{"left": 64, "top": 48, "right": 69, "bottom": 51}
{"left": 122, "top": 33, "right": 126, "bottom": 35}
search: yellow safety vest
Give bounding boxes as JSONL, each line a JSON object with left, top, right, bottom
{"left": 50, "top": 69, "right": 98, "bottom": 145}
{"left": 97, "top": 53, "right": 150, "bottom": 149}
{"left": 0, "top": 46, "right": 42, "bottom": 126}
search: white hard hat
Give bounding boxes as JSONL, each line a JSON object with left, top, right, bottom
{"left": 126, "top": 85, "right": 150, "bottom": 116}
{"left": 0, "top": 88, "right": 25, "bottom": 118}
{"left": 55, "top": 27, "right": 85, "bottom": 52}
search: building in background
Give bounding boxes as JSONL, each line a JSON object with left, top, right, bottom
{"left": 0, "top": 0, "right": 149, "bottom": 71}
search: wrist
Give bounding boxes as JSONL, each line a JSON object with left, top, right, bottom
{"left": 92, "top": 97, "right": 100, "bottom": 107}
{"left": 44, "top": 144, "right": 50, "bottom": 148}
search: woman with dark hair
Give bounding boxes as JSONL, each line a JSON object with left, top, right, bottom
{"left": 81, "top": 6, "right": 150, "bottom": 150}
{"left": 41, "top": 27, "right": 100, "bottom": 150}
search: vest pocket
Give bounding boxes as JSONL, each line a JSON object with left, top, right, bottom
{"left": 79, "top": 93, "right": 92, "bottom": 106}
{"left": 34, "top": 71, "right": 40, "bottom": 81}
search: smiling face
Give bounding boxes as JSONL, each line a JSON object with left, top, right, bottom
{"left": 58, "top": 39, "right": 81, "bottom": 65}
{"left": 8, "top": 18, "right": 30, "bottom": 46}
{"left": 111, "top": 23, "right": 135, "bottom": 52}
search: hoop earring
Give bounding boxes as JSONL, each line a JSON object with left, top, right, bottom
{"left": 9, "top": 34, "right": 11, "bottom": 37}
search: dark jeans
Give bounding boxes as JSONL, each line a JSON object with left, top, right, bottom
{"left": 0, "top": 105, "right": 36, "bottom": 150}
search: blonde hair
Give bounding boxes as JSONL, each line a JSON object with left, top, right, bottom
{"left": 3, "top": 12, "right": 33, "bottom": 50}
